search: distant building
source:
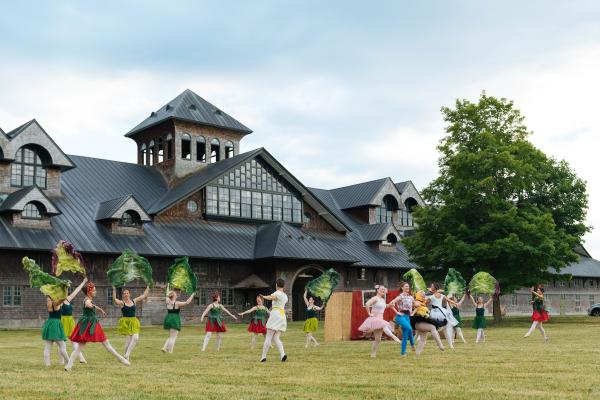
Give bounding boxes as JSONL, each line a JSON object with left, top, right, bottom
{"left": 1, "top": 89, "right": 598, "bottom": 328}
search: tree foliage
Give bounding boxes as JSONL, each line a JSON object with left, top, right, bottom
{"left": 404, "top": 93, "right": 590, "bottom": 296}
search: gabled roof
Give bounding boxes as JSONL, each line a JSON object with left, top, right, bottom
{"left": 355, "top": 223, "right": 400, "bottom": 242}
{"left": 395, "top": 181, "right": 410, "bottom": 194}
{"left": 254, "top": 222, "right": 356, "bottom": 262}
{"left": 0, "top": 185, "right": 60, "bottom": 215}
{"left": 6, "top": 120, "right": 33, "bottom": 138}
{"left": 233, "top": 274, "right": 270, "bottom": 289}
{"left": 330, "top": 178, "right": 391, "bottom": 209}
{"left": 126, "top": 89, "right": 252, "bottom": 137}
{"left": 552, "top": 256, "right": 600, "bottom": 278}
{"left": 95, "top": 194, "right": 151, "bottom": 222}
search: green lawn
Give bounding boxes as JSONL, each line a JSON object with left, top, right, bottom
{"left": 1, "top": 317, "right": 599, "bottom": 400}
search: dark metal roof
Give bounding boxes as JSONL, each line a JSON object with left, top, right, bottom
{"left": 254, "top": 222, "right": 356, "bottom": 262}
{"left": 330, "top": 178, "right": 389, "bottom": 209}
{"left": 354, "top": 223, "right": 399, "bottom": 242}
{"left": 395, "top": 181, "right": 410, "bottom": 194}
{"left": 551, "top": 256, "right": 600, "bottom": 278}
{"left": 126, "top": 89, "right": 252, "bottom": 137}
{"left": 0, "top": 185, "right": 61, "bottom": 215}
{"left": 95, "top": 195, "right": 133, "bottom": 220}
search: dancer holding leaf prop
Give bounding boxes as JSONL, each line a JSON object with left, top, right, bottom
{"left": 166, "top": 256, "right": 197, "bottom": 294}
{"left": 403, "top": 268, "right": 427, "bottom": 293}
{"left": 523, "top": 286, "right": 549, "bottom": 341}
{"left": 22, "top": 257, "right": 70, "bottom": 301}
{"left": 200, "top": 291, "right": 237, "bottom": 352}
{"left": 446, "top": 293, "right": 467, "bottom": 344}
{"left": 161, "top": 290, "right": 195, "bottom": 353}
{"left": 65, "top": 282, "right": 130, "bottom": 370}
{"left": 238, "top": 295, "right": 270, "bottom": 349}
{"left": 59, "top": 278, "right": 89, "bottom": 365}
{"left": 259, "top": 278, "right": 288, "bottom": 362}
{"left": 305, "top": 268, "right": 340, "bottom": 303}
{"left": 112, "top": 286, "right": 150, "bottom": 360}
{"left": 52, "top": 240, "right": 86, "bottom": 277}
{"left": 303, "top": 289, "right": 323, "bottom": 348}
{"left": 469, "top": 293, "right": 493, "bottom": 343}
{"left": 107, "top": 249, "right": 154, "bottom": 288}
{"left": 468, "top": 271, "right": 500, "bottom": 296}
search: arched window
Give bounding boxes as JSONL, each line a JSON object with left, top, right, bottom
{"left": 210, "top": 138, "right": 220, "bottom": 163}
{"left": 376, "top": 195, "right": 398, "bottom": 223}
{"left": 225, "top": 141, "right": 234, "bottom": 159}
{"left": 196, "top": 136, "right": 206, "bottom": 162}
{"left": 181, "top": 133, "right": 191, "bottom": 160}
{"left": 385, "top": 233, "right": 398, "bottom": 245}
{"left": 166, "top": 134, "right": 173, "bottom": 160}
{"left": 140, "top": 144, "right": 147, "bottom": 165}
{"left": 148, "top": 140, "right": 155, "bottom": 166}
{"left": 400, "top": 197, "right": 419, "bottom": 226}
{"left": 11, "top": 147, "right": 48, "bottom": 188}
{"left": 157, "top": 138, "right": 164, "bottom": 163}
{"left": 23, "top": 202, "right": 42, "bottom": 219}
{"left": 119, "top": 211, "right": 141, "bottom": 227}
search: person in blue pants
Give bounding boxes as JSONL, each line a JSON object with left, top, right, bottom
{"left": 388, "top": 282, "right": 416, "bottom": 356}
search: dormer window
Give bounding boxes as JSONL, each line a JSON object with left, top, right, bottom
{"left": 210, "top": 139, "right": 220, "bottom": 163}
{"left": 376, "top": 195, "right": 398, "bottom": 223}
{"left": 23, "top": 202, "right": 42, "bottom": 219}
{"left": 196, "top": 136, "right": 206, "bottom": 162}
{"left": 11, "top": 147, "right": 47, "bottom": 189}
{"left": 225, "top": 141, "right": 234, "bottom": 159}
{"left": 119, "top": 211, "right": 141, "bottom": 227}
{"left": 384, "top": 233, "right": 398, "bottom": 245}
{"left": 181, "top": 133, "right": 191, "bottom": 160}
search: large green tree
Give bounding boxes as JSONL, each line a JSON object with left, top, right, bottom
{"left": 404, "top": 93, "right": 590, "bottom": 320}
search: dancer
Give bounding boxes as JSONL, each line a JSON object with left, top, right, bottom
{"left": 200, "top": 291, "right": 238, "bottom": 351}
{"left": 411, "top": 289, "right": 445, "bottom": 355}
{"left": 260, "top": 278, "right": 288, "bottom": 362}
{"left": 42, "top": 295, "right": 70, "bottom": 367}
{"left": 303, "top": 289, "right": 323, "bottom": 348}
{"left": 388, "top": 281, "right": 416, "bottom": 356}
{"left": 469, "top": 293, "right": 493, "bottom": 343}
{"left": 59, "top": 278, "right": 89, "bottom": 365}
{"left": 65, "top": 282, "right": 129, "bottom": 370}
{"left": 112, "top": 286, "right": 150, "bottom": 360}
{"left": 427, "top": 282, "right": 458, "bottom": 349}
{"left": 358, "top": 285, "right": 401, "bottom": 358}
{"left": 161, "top": 290, "right": 196, "bottom": 353}
{"left": 524, "top": 286, "right": 549, "bottom": 341}
{"left": 238, "top": 295, "right": 270, "bottom": 349}
{"left": 447, "top": 294, "right": 467, "bottom": 343}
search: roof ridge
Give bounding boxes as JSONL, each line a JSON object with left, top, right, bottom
{"left": 6, "top": 119, "right": 36, "bottom": 138}
{"left": 330, "top": 176, "right": 389, "bottom": 192}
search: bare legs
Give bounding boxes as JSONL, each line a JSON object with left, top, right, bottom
{"left": 44, "top": 340, "right": 69, "bottom": 367}
{"left": 414, "top": 322, "right": 444, "bottom": 355}
{"left": 162, "top": 329, "right": 179, "bottom": 353}
{"left": 261, "top": 329, "right": 286, "bottom": 361}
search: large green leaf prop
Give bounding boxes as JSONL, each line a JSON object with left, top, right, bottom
{"left": 166, "top": 256, "right": 197, "bottom": 294}
{"left": 22, "top": 257, "right": 70, "bottom": 301}
{"left": 403, "top": 268, "right": 427, "bottom": 293}
{"left": 107, "top": 249, "right": 154, "bottom": 287}
{"left": 444, "top": 268, "right": 467, "bottom": 297}
{"left": 305, "top": 268, "right": 340, "bottom": 303}
{"left": 469, "top": 271, "right": 500, "bottom": 295}
{"left": 51, "top": 240, "right": 86, "bottom": 276}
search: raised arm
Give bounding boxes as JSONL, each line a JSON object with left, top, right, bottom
{"left": 112, "top": 286, "right": 124, "bottom": 307}
{"left": 260, "top": 293, "right": 276, "bottom": 301}
{"left": 66, "top": 277, "right": 88, "bottom": 303}
{"left": 469, "top": 294, "right": 476, "bottom": 306}
{"left": 303, "top": 289, "right": 310, "bottom": 307}
{"left": 200, "top": 303, "right": 213, "bottom": 321}
{"left": 238, "top": 306, "right": 257, "bottom": 316}
{"left": 175, "top": 292, "right": 196, "bottom": 307}
{"left": 221, "top": 306, "right": 238, "bottom": 320}
{"left": 49, "top": 296, "right": 64, "bottom": 309}
{"left": 457, "top": 293, "right": 466, "bottom": 307}
{"left": 484, "top": 297, "right": 494, "bottom": 307}
{"left": 134, "top": 286, "right": 150, "bottom": 303}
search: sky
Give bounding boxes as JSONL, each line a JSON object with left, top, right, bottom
{"left": 1, "top": 1, "right": 599, "bottom": 255}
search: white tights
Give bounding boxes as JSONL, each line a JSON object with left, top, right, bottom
{"left": 261, "top": 329, "right": 285, "bottom": 360}
{"left": 415, "top": 322, "right": 444, "bottom": 355}
{"left": 202, "top": 332, "right": 223, "bottom": 351}
{"left": 383, "top": 323, "right": 402, "bottom": 343}
{"left": 475, "top": 328, "right": 486, "bottom": 343}
{"left": 124, "top": 334, "right": 139, "bottom": 359}
{"left": 440, "top": 324, "right": 455, "bottom": 349}
{"left": 44, "top": 340, "right": 69, "bottom": 367}
{"left": 162, "top": 329, "right": 179, "bottom": 353}
{"left": 305, "top": 333, "right": 319, "bottom": 348}
{"left": 454, "top": 327, "right": 467, "bottom": 343}
{"left": 65, "top": 341, "right": 129, "bottom": 370}
{"left": 524, "top": 321, "right": 547, "bottom": 339}
{"left": 59, "top": 341, "right": 86, "bottom": 364}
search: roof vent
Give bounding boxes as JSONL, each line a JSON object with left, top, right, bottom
{"left": 165, "top": 104, "right": 173, "bottom": 111}
{"left": 189, "top": 104, "right": 197, "bottom": 111}
{"left": 214, "top": 108, "right": 223, "bottom": 115}
{"left": 150, "top": 111, "right": 156, "bottom": 117}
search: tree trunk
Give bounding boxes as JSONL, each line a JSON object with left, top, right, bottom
{"left": 492, "top": 294, "right": 502, "bottom": 323}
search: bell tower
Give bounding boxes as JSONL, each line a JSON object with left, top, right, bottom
{"left": 125, "top": 89, "right": 252, "bottom": 186}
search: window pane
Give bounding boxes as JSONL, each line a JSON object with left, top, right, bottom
{"left": 3, "top": 287, "right": 12, "bottom": 306}
{"left": 230, "top": 189, "right": 240, "bottom": 203}
{"left": 218, "top": 187, "right": 229, "bottom": 202}
{"left": 292, "top": 209, "right": 301, "bottom": 222}
{"left": 273, "top": 195, "right": 282, "bottom": 207}
{"left": 283, "top": 195, "right": 292, "bottom": 208}
{"left": 263, "top": 206, "right": 272, "bottom": 220}
{"left": 219, "top": 201, "right": 229, "bottom": 215}
{"left": 252, "top": 205, "right": 262, "bottom": 219}
{"left": 230, "top": 202, "right": 241, "bottom": 217}
{"left": 262, "top": 193, "right": 272, "bottom": 207}
{"left": 13, "top": 287, "right": 21, "bottom": 306}
{"left": 241, "top": 204, "right": 251, "bottom": 218}
{"left": 283, "top": 207, "right": 292, "bottom": 222}
{"left": 273, "top": 207, "right": 282, "bottom": 221}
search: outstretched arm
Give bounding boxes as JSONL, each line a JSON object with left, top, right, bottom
{"left": 200, "top": 303, "right": 213, "bottom": 322}
{"left": 469, "top": 294, "right": 476, "bottom": 306}
{"left": 303, "top": 289, "right": 310, "bottom": 307}
{"left": 484, "top": 297, "right": 494, "bottom": 307}
{"left": 134, "top": 286, "right": 150, "bottom": 303}
{"left": 112, "top": 286, "right": 124, "bottom": 307}
{"left": 238, "top": 306, "right": 257, "bottom": 316}
{"left": 221, "top": 306, "right": 237, "bottom": 320}
{"left": 175, "top": 292, "right": 196, "bottom": 308}
{"left": 260, "top": 293, "right": 277, "bottom": 301}
{"left": 457, "top": 293, "right": 466, "bottom": 307}
{"left": 66, "top": 277, "right": 88, "bottom": 303}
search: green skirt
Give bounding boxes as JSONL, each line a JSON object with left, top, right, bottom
{"left": 472, "top": 315, "right": 487, "bottom": 329}
{"left": 42, "top": 318, "right": 67, "bottom": 341}
{"left": 118, "top": 317, "right": 141, "bottom": 335}
{"left": 163, "top": 313, "right": 181, "bottom": 331}
{"left": 303, "top": 317, "right": 319, "bottom": 333}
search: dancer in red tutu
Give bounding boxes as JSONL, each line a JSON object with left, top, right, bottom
{"left": 200, "top": 291, "right": 237, "bottom": 351}
{"left": 524, "top": 286, "right": 549, "bottom": 341}
{"left": 238, "top": 295, "right": 270, "bottom": 349}
{"left": 64, "top": 282, "right": 129, "bottom": 370}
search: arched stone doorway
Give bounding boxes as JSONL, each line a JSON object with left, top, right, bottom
{"left": 291, "top": 265, "right": 324, "bottom": 321}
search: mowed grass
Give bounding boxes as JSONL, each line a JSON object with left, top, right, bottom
{"left": 1, "top": 317, "right": 599, "bottom": 400}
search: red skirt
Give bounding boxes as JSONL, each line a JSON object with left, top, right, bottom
{"left": 70, "top": 321, "right": 107, "bottom": 343}
{"left": 205, "top": 319, "right": 227, "bottom": 333}
{"left": 532, "top": 309, "right": 549, "bottom": 322}
{"left": 248, "top": 320, "right": 267, "bottom": 334}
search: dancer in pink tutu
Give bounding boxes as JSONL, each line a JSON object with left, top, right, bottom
{"left": 358, "top": 285, "right": 401, "bottom": 358}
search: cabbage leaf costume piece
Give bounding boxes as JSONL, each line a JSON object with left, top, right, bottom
{"left": 305, "top": 268, "right": 340, "bottom": 303}
{"left": 403, "top": 268, "right": 427, "bottom": 293}
{"left": 469, "top": 271, "right": 500, "bottom": 295}
{"left": 166, "top": 256, "right": 197, "bottom": 294}
{"left": 444, "top": 268, "right": 467, "bottom": 297}
{"left": 107, "top": 249, "right": 154, "bottom": 287}
{"left": 22, "top": 257, "right": 70, "bottom": 301}
{"left": 51, "top": 240, "right": 86, "bottom": 277}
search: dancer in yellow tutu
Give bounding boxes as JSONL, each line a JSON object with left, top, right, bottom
{"left": 112, "top": 286, "right": 149, "bottom": 360}
{"left": 303, "top": 289, "right": 323, "bottom": 348}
